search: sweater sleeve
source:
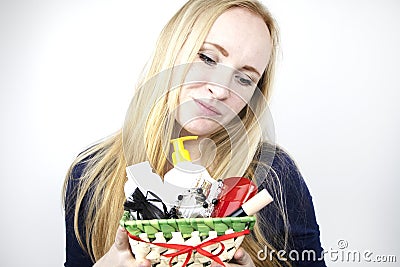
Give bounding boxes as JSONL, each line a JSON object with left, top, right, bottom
{"left": 64, "top": 160, "right": 94, "bottom": 267}
{"left": 256, "top": 146, "right": 326, "bottom": 267}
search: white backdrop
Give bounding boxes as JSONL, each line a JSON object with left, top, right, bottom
{"left": 0, "top": 0, "right": 399, "bottom": 266}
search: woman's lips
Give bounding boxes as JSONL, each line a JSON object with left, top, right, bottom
{"left": 193, "top": 98, "right": 222, "bottom": 116}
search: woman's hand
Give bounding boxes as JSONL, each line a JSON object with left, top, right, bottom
{"left": 210, "top": 248, "right": 256, "bottom": 267}
{"left": 93, "top": 226, "right": 151, "bottom": 267}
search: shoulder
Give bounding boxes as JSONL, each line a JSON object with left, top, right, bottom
{"left": 63, "top": 149, "right": 99, "bottom": 267}
{"left": 64, "top": 134, "right": 122, "bottom": 210}
{"left": 64, "top": 146, "right": 99, "bottom": 211}
{"left": 268, "top": 146, "right": 316, "bottom": 223}
{"left": 271, "top": 146, "right": 309, "bottom": 196}
{"left": 256, "top": 143, "right": 315, "bottom": 221}
{"left": 272, "top": 146, "right": 300, "bottom": 174}
{"left": 67, "top": 142, "right": 104, "bottom": 183}
{"left": 255, "top": 144, "right": 326, "bottom": 265}
{"left": 254, "top": 143, "right": 307, "bottom": 195}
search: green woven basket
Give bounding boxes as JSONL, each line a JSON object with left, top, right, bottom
{"left": 120, "top": 211, "right": 256, "bottom": 266}
{"left": 120, "top": 211, "right": 255, "bottom": 239}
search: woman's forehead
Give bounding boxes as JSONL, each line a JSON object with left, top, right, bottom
{"left": 203, "top": 7, "right": 272, "bottom": 73}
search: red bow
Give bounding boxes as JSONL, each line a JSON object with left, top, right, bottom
{"left": 127, "top": 229, "right": 250, "bottom": 267}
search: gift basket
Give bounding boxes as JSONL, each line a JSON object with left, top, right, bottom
{"left": 121, "top": 136, "right": 273, "bottom": 267}
{"left": 120, "top": 211, "right": 255, "bottom": 266}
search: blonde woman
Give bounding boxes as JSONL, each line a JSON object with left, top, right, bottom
{"left": 63, "top": 0, "right": 325, "bottom": 266}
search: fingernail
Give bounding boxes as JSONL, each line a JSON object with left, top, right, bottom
{"left": 138, "top": 261, "right": 148, "bottom": 267}
{"left": 235, "top": 249, "right": 244, "bottom": 259}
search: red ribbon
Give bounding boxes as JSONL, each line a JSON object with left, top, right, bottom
{"left": 127, "top": 229, "right": 250, "bottom": 267}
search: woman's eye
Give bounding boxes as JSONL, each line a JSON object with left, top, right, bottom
{"left": 198, "top": 53, "right": 217, "bottom": 66}
{"left": 235, "top": 75, "right": 253, "bottom": 87}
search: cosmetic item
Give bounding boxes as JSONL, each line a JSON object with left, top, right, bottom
{"left": 211, "top": 177, "right": 258, "bottom": 217}
{"left": 124, "top": 188, "right": 168, "bottom": 220}
{"left": 227, "top": 189, "right": 273, "bottom": 217}
{"left": 172, "top": 184, "right": 222, "bottom": 218}
{"left": 164, "top": 136, "right": 215, "bottom": 189}
{"left": 164, "top": 136, "right": 219, "bottom": 218}
{"left": 125, "top": 161, "right": 186, "bottom": 210}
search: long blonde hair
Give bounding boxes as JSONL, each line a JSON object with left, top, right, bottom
{"left": 63, "top": 0, "right": 289, "bottom": 266}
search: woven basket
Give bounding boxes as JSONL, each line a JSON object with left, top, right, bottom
{"left": 120, "top": 211, "right": 256, "bottom": 266}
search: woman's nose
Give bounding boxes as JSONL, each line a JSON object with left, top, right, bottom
{"left": 207, "top": 65, "right": 234, "bottom": 100}
{"left": 207, "top": 83, "right": 230, "bottom": 100}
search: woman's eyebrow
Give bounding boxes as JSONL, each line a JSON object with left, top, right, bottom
{"left": 241, "top": 65, "right": 261, "bottom": 78}
{"left": 203, "top": 41, "right": 262, "bottom": 78}
{"left": 203, "top": 42, "right": 229, "bottom": 57}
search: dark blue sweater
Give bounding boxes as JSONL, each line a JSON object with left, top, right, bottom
{"left": 64, "top": 147, "right": 326, "bottom": 266}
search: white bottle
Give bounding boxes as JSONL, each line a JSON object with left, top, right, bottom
{"left": 164, "top": 136, "right": 214, "bottom": 189}
{"left": 164, "top": 136, "right": 219, "bottom": 218}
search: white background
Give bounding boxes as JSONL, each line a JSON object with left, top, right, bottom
{"left": 0, "top": 0, "right": 399, "bottom": 266}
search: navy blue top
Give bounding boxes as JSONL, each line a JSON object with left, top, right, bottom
{"left": 64, "top": 147, "right": 326, "bottom": 266}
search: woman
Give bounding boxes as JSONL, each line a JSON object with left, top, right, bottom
{"left": 63, "top": 0, "right": 326, "bottom": 266}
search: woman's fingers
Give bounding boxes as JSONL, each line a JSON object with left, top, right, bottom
{"left": 94, "top": 226, "right": 152, "bottom": 267}
{"left": 114, "top": 226, "right": 130, "bottom": 251}
{"left": 115, "top": 226, "right": 151, "bottom": 267}
{"left": 210, "top": 248, "right": 255, "bottom": 267}
{"left": 232, "top": 248, "right": 253, "bottom": 265}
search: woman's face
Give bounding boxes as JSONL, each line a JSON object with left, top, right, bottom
{"left": 176, "top": 7, "right": 272, "bottom": 137}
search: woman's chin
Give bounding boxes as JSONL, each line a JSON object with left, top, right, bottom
{"left": 179, "top": 119, "right": 222, "bottom": 137}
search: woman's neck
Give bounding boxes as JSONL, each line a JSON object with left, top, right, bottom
{"left": 172, "top": 129, "right": 217, "bottom": 171}
{"left": 182, "top": 138, "right": 202, "bottom": 165}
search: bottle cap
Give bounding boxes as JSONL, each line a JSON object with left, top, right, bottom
{"left": 170, "top": 136, "right": 198, "bottom": 165}
{"left": 241, "top": 189, "right": 273, "bottom": 215}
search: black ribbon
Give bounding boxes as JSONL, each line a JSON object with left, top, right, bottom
{"left": 124, "top": 188, "right": 168, "bottom": 220}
